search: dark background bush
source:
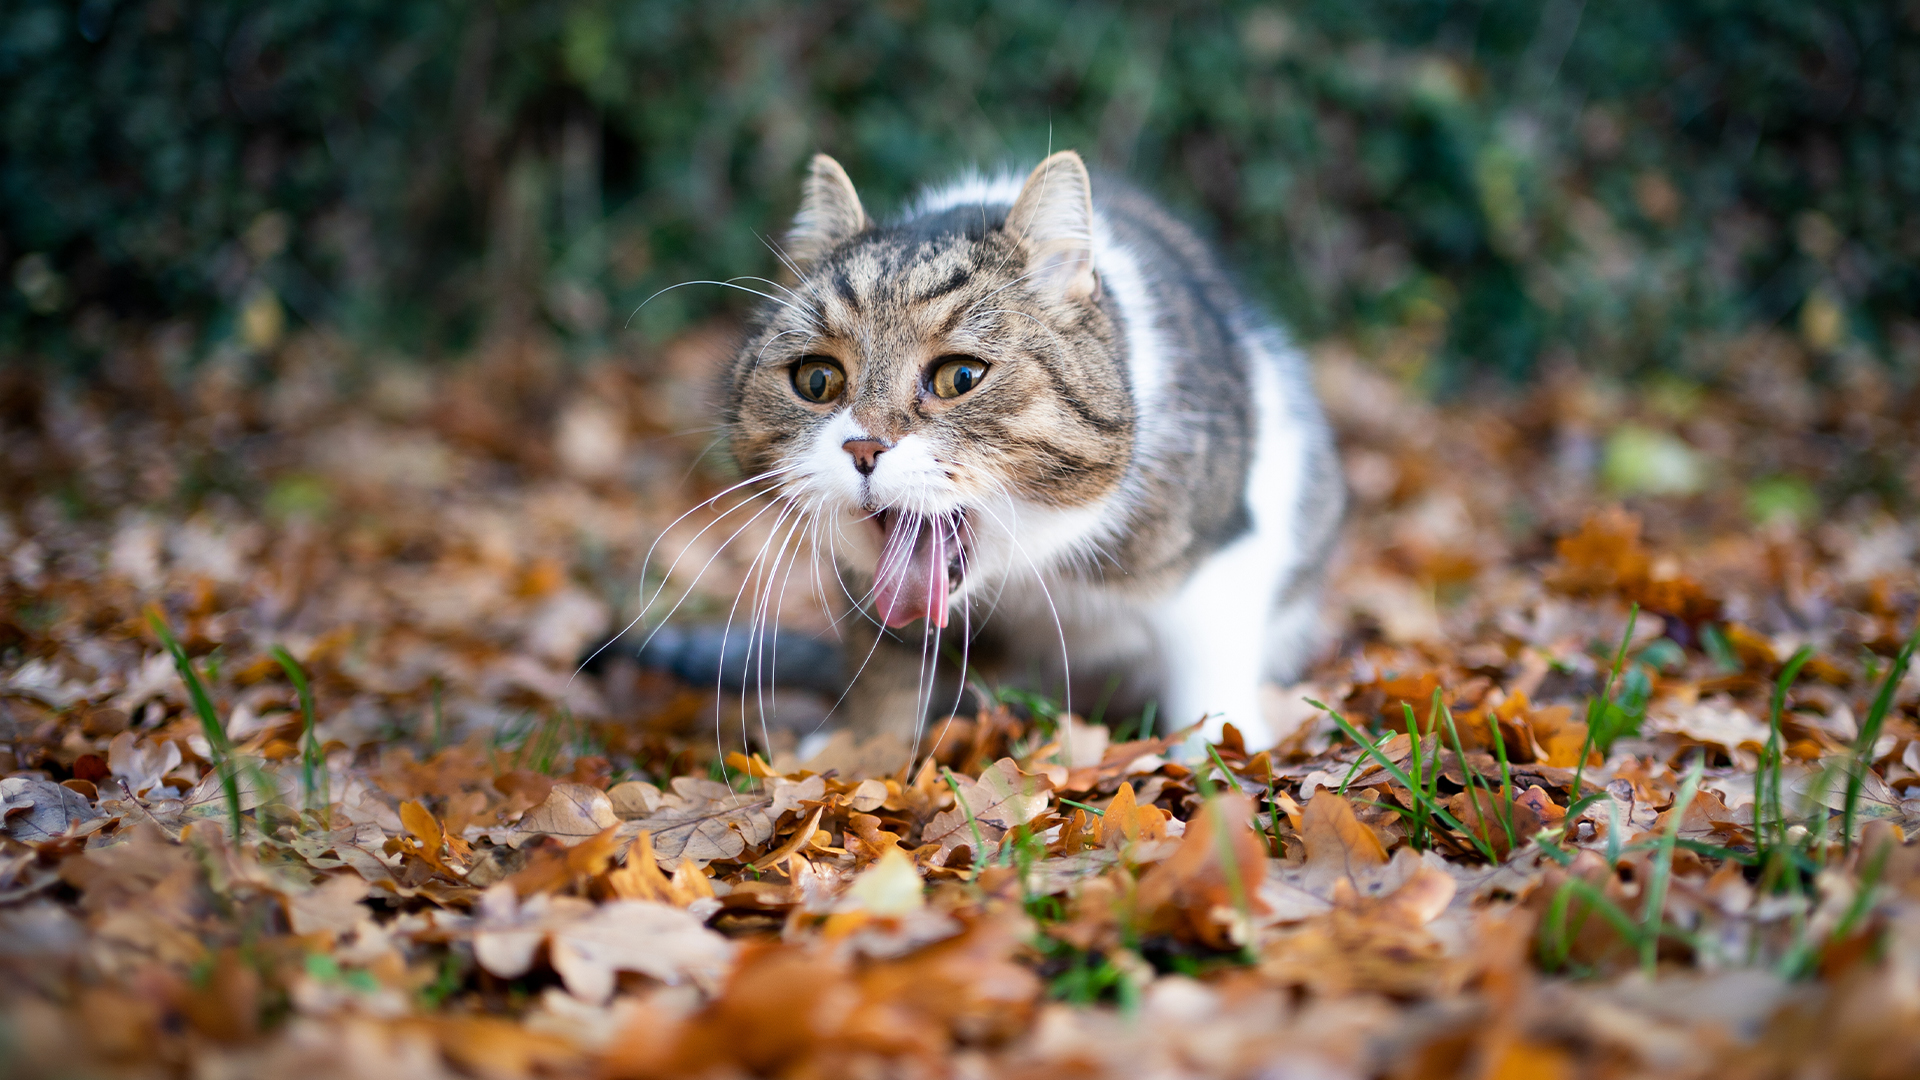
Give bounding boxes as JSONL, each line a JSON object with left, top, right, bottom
{"left": 4, "top": 0, "right": 1916, "bottom": 382}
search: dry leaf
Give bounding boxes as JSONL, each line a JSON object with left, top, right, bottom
{"left": 516, "top": 783, "right": 620, "bottom": 847}
{"left": 617, "top": 778, "right": 775, "bottom": 864}
{"left": 922, "top": 758, "right": 1052, "bottom": 854}
{"left": 548, "top": 900, "right": 735, "bottom": 1003}
{"left": 1299, "top": 792, "right": 1388, "bottom": 893}
{"left": 0, "top": 777, "right": 102, "bottom": 842}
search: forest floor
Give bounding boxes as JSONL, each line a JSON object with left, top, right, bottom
{"left": 3, "top": 326, "right": 1919, "bottom": 1079}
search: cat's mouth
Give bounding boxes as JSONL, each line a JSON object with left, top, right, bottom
{"left": 869, "top": 508, "right": 968, "bottom": 629}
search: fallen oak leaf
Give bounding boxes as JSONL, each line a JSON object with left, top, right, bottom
{"left": 1133, "top": 793, "right": 1270, "bottom": 949}
{"left": 513, "top": 783, "right": 618, "bottom": 847}
{"left": 608, "top": 780, "right": 663, "bottom": 818}
{"left": 470, "top": 883, "right": 595, "bottom": 981}
{"left": 847, "top": 778, "right": 888, "bottom": 812}
{"left": 845, "top": 812, "right": 904, "bottom": 869}
{"left": 505, "top": 825, "right": 625, "bottom": 896}
{"left": 766, "top": 774, "right": 826, "bottom": 820}
{"left": 921, "top": 758, "right": 1051, "bottom": 855}
{"left": 615, "top": 778, "right": 775, "bottom": 864}
{"left": 398, "top": 800, "right": 460, "bottom": 876}
{"left": 1299, "top": 791, "right": 1388, "bottom": 894}
{"left": 107, "top": 732, "right": 182, "bottom": 798}
{"left": 0, "top": 777, "right": 102, "bottom": 842}
{"left": 282, "top": 872, "right": 372, "bottom": 937}
{"left": 1099, "top": 781, "right": 1171, "bottom": 849}
{"left": 606, "top": 831, "right": 674, "bottom": 903}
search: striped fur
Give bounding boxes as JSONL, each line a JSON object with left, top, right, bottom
{"left": 723, "top": 152, "right": 1344, "bottom": 749}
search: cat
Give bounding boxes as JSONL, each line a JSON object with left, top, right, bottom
{"left": 719, "top": 151, "right": 1343, "bottom": 752}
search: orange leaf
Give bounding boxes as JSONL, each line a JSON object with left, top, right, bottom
{"left": 1300, "top": 792, "right": 1388, "bottom": 881}
{"left": 1099, "top": 782, "right": 1168, "bottom": 848}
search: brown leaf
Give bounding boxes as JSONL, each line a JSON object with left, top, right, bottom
{"left": 0, "top": 777, "right": 102, "bottom": 842}
{"left": 1133, "top": 793, "right": 1270, "bottom": 949}
{"left": 750, "top": 805, "right": 825, "bottom": 872}
{"left": 617, "top": 777, "right": 774, "bottom": 864}
{"left": 282, "top": 873, "right": 372, "bottom": 937}
{"left": 921, "top": 758, "right": 1052, "bottom": 855}
{"left": 514, "top": 783, "right": 618, "bottom": 846}
{"left": 1260, "top": 861, "right": 1462, "bottom": 997}
{"left": 547, "top": 900, "right": 735, "bottom": 1003}
{"left": 1300, "top": 792, "right": 1388, "bottom": 891}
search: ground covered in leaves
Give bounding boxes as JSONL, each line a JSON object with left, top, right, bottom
{"left": 4, "top": 329, "right": 1920, "bottom": 1079}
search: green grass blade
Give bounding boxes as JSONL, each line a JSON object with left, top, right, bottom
{"left": 1205, "top": 743, "right": 1247, "bottom": 794}
{"left": 147, "top": 608, "right": 242, "bottom": 840}
{"left": 1572, "top": 604, "right": 1639, "bottom": 801}
{"left": 1762, "top": 646, "right": 1815, "bottom": 856}
{"left": 1642, "top": 755, "right": 1704, "bottom": 974}
{"left": 1440, "top": 692, "right": 1513, "bottom": 852}
{"left": 271, "top": 645, "right": 326, "bottom": 814}
{"left": 1843, "top": 617, "right": 1919, "bottom": 849}
{"left": 1404, "top": 703, "right": 1429, "bottom": 849}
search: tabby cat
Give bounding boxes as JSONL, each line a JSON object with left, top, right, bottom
{"left": 721, "top": 151, "right": 1343, "bottom": 750}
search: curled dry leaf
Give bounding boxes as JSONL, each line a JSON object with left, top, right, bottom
{"left": 1134, "top": 793, "right": 1271, "bottom": 949}
{"left": 841, "top": 847, "right": 925, "bottom": 917}
{"left": 283, "top": 873, "right": 373, "bottom": 937}
{"left": 107, "top": 732, "right": 182, "bottom": 797}
{"left": 0, "top": 776, "right": 102, "bottom": 842}
{"left": 1100, "top": 781, "right": 1172, "bottom": 849}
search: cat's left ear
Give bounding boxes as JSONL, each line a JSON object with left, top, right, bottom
{"left": 787, "top": 154, "right": 868, "bottom": 265}
{"left": 1005, "top": 151, "right": 1098, "bottom": 302}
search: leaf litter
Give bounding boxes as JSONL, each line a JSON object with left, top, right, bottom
{"left": 2, "top": 333, "right": 1920, "bottom": 1077}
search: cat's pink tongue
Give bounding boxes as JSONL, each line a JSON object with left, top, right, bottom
{"left": 873, "top": 512, "right": 951, "bottom": 629}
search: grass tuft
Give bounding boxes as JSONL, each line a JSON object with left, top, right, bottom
{"left": 1842, "top": 617, "right": 1919, "bottom": 849}
{"left": 147, "top": 607, "right": 243, "bottom": 840}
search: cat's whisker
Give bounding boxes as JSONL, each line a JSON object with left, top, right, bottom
{"left": 572, "top": 465, "right": 797, "bottom": 683}
{"left": 712, "top": 498, "right": 804, "bottom": 775}
{"left": 624, "top": 278, "right": 808, "bottom": 329}
{"left": 754, "top": 507, "right": 814, "bottom": 752}
{"left": 755, "top": 234, "right": 833, "bottom": 314}
{"left": 923, "top": 583, "right": 974, "bottom": 763}
{"left": 730, "top": 274, "right": 819, "bottom": 317}
{"left": 626, "top": 491, "right": 799, "bottom": 671}
{"left": 756, "top": 328, "right": 817, "bottom": 367}
{"left": 748, "top": 507, "right": 810, "bottom": 755}
{"left": 971, "top": 495, "right": 1074, "bottom": 719}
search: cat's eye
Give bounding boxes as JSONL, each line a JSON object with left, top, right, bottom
{"left": 791, "top": 357, "right": 846, "bottom": 403}
{"left": 930, "top": 356, "right": 988, "bottom": 399}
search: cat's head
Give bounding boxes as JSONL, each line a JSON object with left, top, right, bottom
{"left": 725, "top": 152, "right": 1134, "bottom": 630}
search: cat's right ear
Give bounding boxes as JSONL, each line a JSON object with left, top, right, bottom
{"left": 786, "top": 154, "right": 868, "bottom": 265}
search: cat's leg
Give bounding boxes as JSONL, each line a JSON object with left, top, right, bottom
{"left": 1149, "top": 537, "right": 1284, "bottom": 753}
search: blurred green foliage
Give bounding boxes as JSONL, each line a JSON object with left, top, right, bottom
{"left": 3, "top": 0, "right": 1916, "bottom": 379}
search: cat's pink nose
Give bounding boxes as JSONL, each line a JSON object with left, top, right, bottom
{"left": 842, "top": 438, "right": 890, "bottom": 476}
